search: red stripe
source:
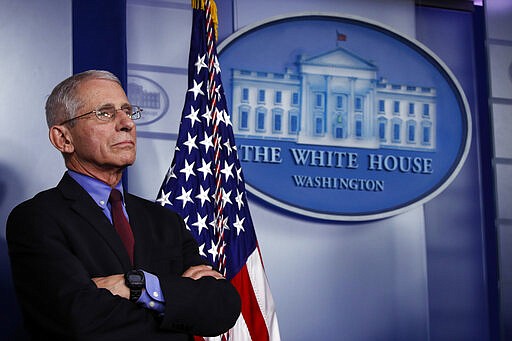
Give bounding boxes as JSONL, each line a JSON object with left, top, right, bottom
{"left": 256, "top": 243, "right": 265, "bottom": 269}
{"left": 231, "top": 264, "right": 269, "bottom": 341}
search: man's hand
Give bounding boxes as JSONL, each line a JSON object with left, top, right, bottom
{"left": 182, "top": 265, "right": 225, "bottom": 280}
{"left": 92, "top": 274, "right": 130, "bottom": 299}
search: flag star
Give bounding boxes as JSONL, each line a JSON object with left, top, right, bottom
{"left": 218, "top": 243, "right": 227, "bottom": 263}
{"left": 202, "top": 105, "right": 213, "bottom": 126}
{"left": 176, "top": 187, "right": 194, "bottom": 208}
{"left": 236, "top": 167, "right": 243, "bottom": 184}
{"left": 214, "top": 83, "right": 222, "bottom": 101}
{"left": 192, "top": 212, "right": 209, "bottom": 235}
{"left": 223, "top": 139, "right": 233, "bottom": 156}
{"left": 164, "top": 163, "right": 177, "bottom": 184}
{"left": 183, "top": 132, "right": 198, "bottom": 154}
{"left": 235, "top": 189, "right": 244, "bottom": 210}
{"left": 215, "top": 108, "right": 225, "bottom": 126}
{"left": 183, "top": 215, "right": 190, "bottom": 230}
{"left": 185, "top": 106, "right": 201, "bottom": 127}
{"left": 180, "top": 159, "right": 196, "bottom": 181}
{"left": 206, "top": 80, "right": 213, "bottom": 100}
{"left": 213, "top": 55, "right": 221, "bottom": 75}
{"left": 208, "top": 217, "right": 217, "bottom": 231}
{"left": 223, "top": 110, "right": 232, "bottom": 127}
{"left": 195, "top": 185, "right": 211, "bottom": 206}
{"left": 221, "top": 160, "right": 234, "bottom": 181}
{"left": 233, "top": 214, "right": 246, "bottom": 236}
{"left": 197, "top": 159, "right": 213, "bottom": 180}
{"left": 215, "top": 135, "right": 223, "bottom": 152}
{"left": 188, "top": 79, "right": 204, "bottom": 100}
{"left": 198, "top": 243, "right": 207, "bottom": 257}
{"left": 221, "top": 188, "right": 232, "bottom": 208}
{"left": 156, "top": 189, "right": 172, "bottom": 207}
{"left": 208, "top": 240, "right": 219, "bottom": 261}
{"left": 199, "top": 131, "right": 214, "bottom": 153}
{"left": 221, "top": 216, "right": 230, "bottom": 231}
{"left": 194, "top": 53, "right": 207, "bottom": 74}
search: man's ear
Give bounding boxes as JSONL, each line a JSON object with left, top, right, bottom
{"left": 49, "top": 125, "right": 74, "bottom": 154}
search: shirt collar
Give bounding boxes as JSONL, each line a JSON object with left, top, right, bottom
{"left": 67, "top": 170, "right": 124, "bottom": 210}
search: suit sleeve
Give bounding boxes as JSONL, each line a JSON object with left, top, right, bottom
{"left": 161, "top": 217, "right": 241, "bottom": 336}
{"left": 134, "top": 203, "right": 241, "bottom": 336}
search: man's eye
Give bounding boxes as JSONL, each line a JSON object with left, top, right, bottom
{"left": 98, "top": 111, "right": 112, "bottom": 117}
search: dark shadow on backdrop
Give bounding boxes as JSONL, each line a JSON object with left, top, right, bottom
{"left": 0, "top": 162, "right": 30, "bottom": 340}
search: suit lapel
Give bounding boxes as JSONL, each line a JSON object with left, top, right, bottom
{"left": 57, "top": 173, "right": 132, "bottom": 270}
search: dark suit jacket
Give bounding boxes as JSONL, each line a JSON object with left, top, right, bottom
{"left": 7, "top": 173, "right": 240, "bottom": 340}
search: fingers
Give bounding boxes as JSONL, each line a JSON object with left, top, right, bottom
{"left": 92, "top": 274, "right": 130, "bottom": 299}
{"left": 182, "top": 265, "right": 225, "bottom": 280}
{"left": 92, "top": 274, "right": 124, "bottom": 288}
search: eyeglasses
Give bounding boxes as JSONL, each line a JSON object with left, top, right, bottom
{"left": 59, "top": 105, "right": 143, "bottom": 125}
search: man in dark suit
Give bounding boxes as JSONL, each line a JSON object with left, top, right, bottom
{"left": 6, "top": 70, "right": 241, "bottom": 340}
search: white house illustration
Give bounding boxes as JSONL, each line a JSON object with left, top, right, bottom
{"left": 230, "top": 46, "right": 436, "bottom": 151}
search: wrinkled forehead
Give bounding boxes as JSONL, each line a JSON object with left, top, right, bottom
{"left": 76, "top": 78, "right": 129, "bottom": 110}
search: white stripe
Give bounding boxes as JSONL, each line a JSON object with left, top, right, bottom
{"left": 229, "top": 313, "right": 252, "bottom": 341}
{"left": 204, "top": 336, "right": 222, "bottom": 341}
{"left": 246, "top": 248, "right": 281, "bottom": 341}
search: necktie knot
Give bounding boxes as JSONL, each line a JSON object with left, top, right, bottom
{"left": 109, "top": 189, "right": 123, "bottom": 203}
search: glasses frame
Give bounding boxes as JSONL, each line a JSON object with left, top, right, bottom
{"left": 58, "top": 105, "right": 143, "bottom": 126}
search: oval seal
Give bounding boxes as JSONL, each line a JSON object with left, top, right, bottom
{"left": 218, "top": 13, "right": 471, "bottom": 221}
{"left": 127, "top": 74, "right": 170, "bottom": 126}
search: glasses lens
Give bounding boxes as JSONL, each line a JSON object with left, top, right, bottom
{"left": 92, "top": 105, "right": 141, "bottom": 121}
{"left": 131, "top": 107, "right": 142, "bottom": 120}
{"left": 96, "top": 106, "right": 116, "bottom": 121}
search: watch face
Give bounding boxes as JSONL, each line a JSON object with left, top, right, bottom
{"left": 127, "top": 273, "right": 141, "bottom": 282}
{"left": 126, "top": 271, "right": 144, "bottom": 288}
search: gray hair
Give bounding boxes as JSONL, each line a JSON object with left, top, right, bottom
{"left": 45, "top": 70, "right": 121, "bottom": 127}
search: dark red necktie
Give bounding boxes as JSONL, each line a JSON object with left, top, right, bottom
{"left": 109, "top": 189, "right": 134, "bottom": 264}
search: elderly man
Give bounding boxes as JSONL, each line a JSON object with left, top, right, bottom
{"left": 7, "top": 70, "right": 240, "bottom": 340}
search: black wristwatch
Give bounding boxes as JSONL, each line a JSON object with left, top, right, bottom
{"left": 125, "top": 269, "right": 145, "bottom": 302}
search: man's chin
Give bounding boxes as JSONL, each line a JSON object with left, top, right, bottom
{"left": 118, "top": 152, "right": 136, "bottom": 166}
{"left": 122, "top": 157, "right": 136, "bottom": 168}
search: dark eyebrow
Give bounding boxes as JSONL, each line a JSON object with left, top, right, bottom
{"left": 97, "top": 102, "right": 132, "bottom": 110}
{"left": 96, "top": 103, "right": 115, "bottom": 110}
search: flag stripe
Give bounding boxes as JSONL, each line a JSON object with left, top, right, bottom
{"left": 231, "top": 262, "right": 269, "bottom": 341}
{"left": 229, "top": 312, "right": 252, "bottom": 341}
{"left": 246, "top": 246, "right": 279, "bottom": 336}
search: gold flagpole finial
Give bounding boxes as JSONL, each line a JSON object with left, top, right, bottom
{"left": 191, "top": 0, "right": 218, "bottom": 41}
{"left": 191, "top": 0, "right": 203, "bottom": 9}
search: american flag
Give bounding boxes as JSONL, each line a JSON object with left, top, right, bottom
{"left": 156, "top": 0, "right": 280, "bottom": 340}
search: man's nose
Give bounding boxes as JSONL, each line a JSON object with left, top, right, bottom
{"left": 116, "top": 110, "right": 136, "bottom": 131}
